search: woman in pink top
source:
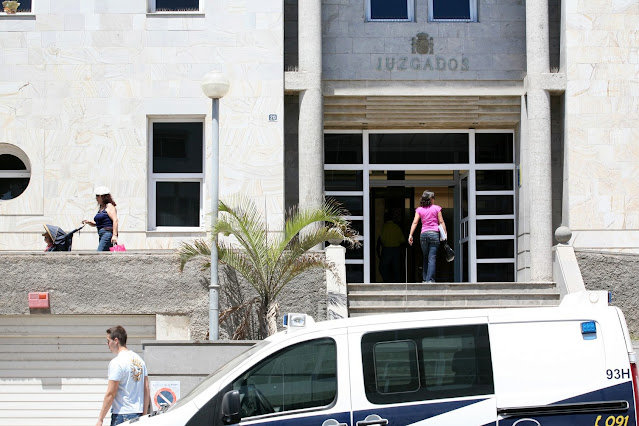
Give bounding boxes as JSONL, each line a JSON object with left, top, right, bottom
{"left": 408, "top": 190, "right": 447, "bottom": 282}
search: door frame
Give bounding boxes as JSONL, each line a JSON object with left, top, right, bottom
{"left": 324, "top": 129, "right": 516, "bottom": 283}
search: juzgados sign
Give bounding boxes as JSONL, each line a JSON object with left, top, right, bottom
{"left": 374, "top": 32, "right": 469, "bottom": 72}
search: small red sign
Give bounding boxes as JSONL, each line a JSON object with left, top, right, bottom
{"left": 28, "top": 292, "right": 49, "bottom": 309}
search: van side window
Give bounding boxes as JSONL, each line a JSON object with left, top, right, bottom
{"left": 231, "top": 338, "right": 337, "bottom": 419}
{"left": 362, "top": 325, "right": 494, "bottom": 404}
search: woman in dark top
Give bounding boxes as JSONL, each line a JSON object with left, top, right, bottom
{"left": 82, "top": 186, "right": 119, "bottom": 251}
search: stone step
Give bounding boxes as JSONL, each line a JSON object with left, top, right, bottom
{"left": 348, "top": 282, "right": 557, "bottom": 293}
{"left": 348, "top": 291, "right": 560, "bottom": 303}
{"left": 349, "top": 294, "right": 559, "bottom": 308}
{"left": 349, "top": 302, "right": 559, "bottom": 316}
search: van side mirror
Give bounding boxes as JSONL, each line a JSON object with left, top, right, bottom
{"left": 221, "top": 390, "right": 241, "bottom": 425}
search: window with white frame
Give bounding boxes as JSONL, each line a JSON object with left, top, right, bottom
{"left": 149, "top": 119, "right": 204, "bottom": 229}
{"left": 0, "top": 144, "right": 30, "bottom": 201}
{"left": 366, "top": 0, "right": 414, "bottom": 22}
{"left": 148, "top": 0, "right": 199, "bottom": 13}
{"left": 428, "top": 0, "right": 477, "bottom": 22}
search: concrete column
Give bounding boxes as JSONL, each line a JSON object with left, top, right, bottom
{"left": 325, "top": 243, "right": 347, "bottom": 320}
{"left": 526, "top": 0, "right": 553, "bottom": 281}
{"left": 298, "top": 0, "right": 323, "bottom": 211}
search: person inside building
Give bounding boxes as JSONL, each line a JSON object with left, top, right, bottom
{"left": 376, "top": 208, "right": 405, "bottom": 283}
{"left": 408, "top": 190, "right": 447, "bottom": 283}
{"left": 82, "top": 186, "right": 119, "bottom": 251}
{"left": 97, "top": 325, "right": 150, "bottom": 426}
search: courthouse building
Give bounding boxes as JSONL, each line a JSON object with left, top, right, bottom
{"left": 1, "top": 0, "right": 637, "bottom": 285}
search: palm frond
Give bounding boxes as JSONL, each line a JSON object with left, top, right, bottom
{"left": 177, "top": 239, "right": 212, "bottom": 271}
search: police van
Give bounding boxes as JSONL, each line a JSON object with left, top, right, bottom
{"left": 131, "top": 290, "right": 639, "bottom": 425}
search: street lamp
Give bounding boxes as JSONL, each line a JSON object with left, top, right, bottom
{"left": 201, "top": 71, "right": 230, "bottom": 340}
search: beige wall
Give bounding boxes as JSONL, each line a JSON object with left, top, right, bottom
{"left": 563, "top": 0, "right": 639, "bottom": 251}
{"left": 0, "top": 0, "right": 284, "bottom": 251}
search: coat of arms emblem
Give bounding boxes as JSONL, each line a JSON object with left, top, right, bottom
{"left": 412, "top": 33, "right": 434, "bottom": 55}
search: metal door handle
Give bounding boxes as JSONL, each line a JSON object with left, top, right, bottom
{"left": 356, "top": 414, "right": 389, "bottom": 426}
{"left": 321, "top": 419, "right": 348, "bottom": 426}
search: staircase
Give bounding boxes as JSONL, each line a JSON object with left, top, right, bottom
{"left": 347, "top": 282, "right": 561, "bottom": 317}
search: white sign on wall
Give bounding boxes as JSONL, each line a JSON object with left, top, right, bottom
{"left": 150, "top": 381, "right": 181, "bottom": 411}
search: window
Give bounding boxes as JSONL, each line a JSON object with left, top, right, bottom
{"left": 362, "top": 325, "right": 493, "bottom": 404}
{"left": 149, "top": 0, "right": 199, "bottom": 12}
{"left": 149, "top": 120, "right": 204, "bottom": 229}
{"left": 428, "top": 0, "right": 477, "bottom": 22}
{"left": 231, "top": 338, "right": 337, "bottom": 419}
{"left": 366, "top": 0, "right": 414, "bottom": 22}
{"left": 0, "top": 145, "right": 30, "bottom": 201}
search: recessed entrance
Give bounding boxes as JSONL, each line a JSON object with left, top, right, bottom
{"left": 324, "top": 130, "right": 516, "bottom": 283}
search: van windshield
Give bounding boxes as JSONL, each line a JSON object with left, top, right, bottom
{"left": 167, "top": 340, "right": 269, "bottom": 411}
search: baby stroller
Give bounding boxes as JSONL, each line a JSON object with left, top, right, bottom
{"left": 43, "top": 224, "right": 85, "bottom": 251}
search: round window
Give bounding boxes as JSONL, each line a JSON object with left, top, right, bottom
{"left": 0, "top": 144, "right": 31, "bottom": 200}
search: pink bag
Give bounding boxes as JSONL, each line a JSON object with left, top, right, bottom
{"left": 109, "top": 244, "right": 126, "bottom": 252}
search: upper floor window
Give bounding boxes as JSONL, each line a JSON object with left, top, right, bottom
{"left": 428, "top": 0, "right": 477, "bottom": 22}
{"left": 148, "top": 119, "right": 204, "bottom": 229}
{"left": 366, "top": 0, "right": 414, "bottom": 22}
{"left": 149, "top": 0, "right": 199, "bottom": 12}
{"left": 231, "top": 338, "right": 337, "bottom": 419}
{"left": 2, "top": 0, "right": 30, "bottom": 13}
{"left": 0, "top": 144, "right": 30, "bottom": 201}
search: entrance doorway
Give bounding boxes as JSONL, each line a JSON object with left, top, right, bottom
{"left": 324, "top": 130, "right": 517, "bottom": 283}
{"left": 370, "top": 175, "right": 456, "bottom": 283}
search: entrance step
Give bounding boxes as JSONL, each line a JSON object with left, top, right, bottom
{"left": 347, "top": 282, "right": 560, "bottom": 317}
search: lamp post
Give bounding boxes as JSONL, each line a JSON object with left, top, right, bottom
{"left": 201, "top": 71, "right": 230, "bottom": 340}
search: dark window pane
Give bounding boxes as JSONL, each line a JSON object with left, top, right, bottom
{"left": 156, "top": 182, "right": 200, "bottom": 227}
{"left": 476, "top": 220, "right": 514, "bottom": 235}
{"left": 350, "top": 220, "right": 364, "bottom": 236}
{"left": 362, "top": 325, "right": 494, "bottom": 404}
{"left": 347, "top": 264, "right": 364, "bottom": 283}
{"left": 369, "top": 134, "right": 469, "bottom": 164}
{"left": 155, "top": 0, "right": 199, "bottom": 11}
{"left": 475, "top": 134, "right": 514, "bottom": 163}
{"left": 433, "top": 0, "right": 470, "bottom": 19}
{"left": 325, "top": 170, "right": 363, "bottom": 191}
{"left": 462, "top": 242, "right": 468, "bottom": 282}
{"left": 324, "top": 134, "right": 363, "bottom": 164}
{"left": 17, "top": 0, "right": 31, "bottom": 12}
{"left": 461, "top": 178, "right": 468, "bottom": 217}
{"left": 475, "top": 170, "right": 513, "bottom": 191}
{"left": 0, "top": 154, "right": 26, "bottom": 170}
{"left": 232, "top": 339, "right": 336, "bottom": 417}
{"left": 476, "top": 240, "right": 514, "bottom": 259}
{"left": 153, "top": 122, "right": 203, "bottom": 173}
{"left": 327, "top": 196, "right": 363, "bottom": 216}
{"left": 476, "top": 195, "right": 513, "bottom": 215}
{"left": 374, "top": 340, "right": 419, "bottom": 393}
{"left": 370, "top": 0, "right": 408, "bottom": 19}
{"left": 477, "top": 263, "right": 514, "bottom": 282}
{"left": 324, "top": 240, "right": 364, "bottom": 259}
{"left": 0, "top": 178, "right": 29, "bottom": 200}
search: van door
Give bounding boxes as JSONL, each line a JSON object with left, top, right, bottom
{"left": 211, "top": 332, "right": 352, "bottom": 426}
{"left": 348, "top": 318, "right": 497, "bottom": 425}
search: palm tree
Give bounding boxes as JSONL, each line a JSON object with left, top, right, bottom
{"left": 178, "top": 196, "right": 359, "bottom": 338}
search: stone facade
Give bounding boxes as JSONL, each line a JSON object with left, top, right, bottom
{"left": 0, "top": 252, "right": 327, "bottom": 340}
{"left": 577, "top": 250, "right": 639, "bottom": 338}
{"left": 563, "top": 0, "right": 639, "bottom": 252}
{"left": 322, "top": 0, "right": 526, "bottom": 81}
{"left": 0, "top": 0, "right": 284, "bottom": 251}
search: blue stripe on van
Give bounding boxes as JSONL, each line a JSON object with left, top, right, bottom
{"left": 496, "top": 381, "right": 636, "bottom": 426}
{"left": 354, "top": 398, "right": 488, "bottom": 425}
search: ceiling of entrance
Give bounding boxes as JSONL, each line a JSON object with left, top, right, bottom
{"left": 324, "top": 96, "right": 521, "bottom": 129}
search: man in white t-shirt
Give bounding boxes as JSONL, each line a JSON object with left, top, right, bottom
{"left": 96, "top": 325, "right": 150, "bottom": 426}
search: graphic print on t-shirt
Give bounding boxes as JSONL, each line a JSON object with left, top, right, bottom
{"left": 131, "top": 357, "right": 143, "bottom": 382}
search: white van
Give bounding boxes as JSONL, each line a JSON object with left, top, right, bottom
{"left": 130, "top": 291, "right": 638, "bottom": 425}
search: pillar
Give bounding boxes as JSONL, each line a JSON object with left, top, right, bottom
{"left": 298, "top": 0, "right": 323, "bottom": 211}
{"left": 526, "top": 0, "right": 553, "bottom": 281}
